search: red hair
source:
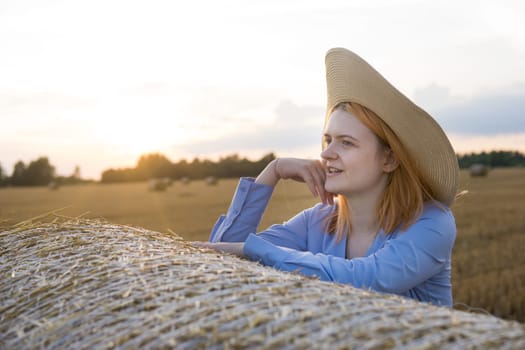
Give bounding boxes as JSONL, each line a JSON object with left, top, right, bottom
{"left": 326, "top": 102, "right": 438, "bottom": 241}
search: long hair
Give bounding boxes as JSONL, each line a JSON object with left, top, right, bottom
{"left": 326, "top": 102, "right": 437, "bottom": 241}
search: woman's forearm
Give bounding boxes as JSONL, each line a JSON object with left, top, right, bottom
{"left": 255, "top": 159, "right": 280, "bottom": 186}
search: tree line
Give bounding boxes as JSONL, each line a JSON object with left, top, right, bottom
{"left": 1, "top": 150, "right": 524, "bottom": 187}
{"left": 457, "top": 150, "right": 525, "bottom": 169}
{"left": 100, "top": 153, "right": 276, "bottom": 183}
{"left": 0, "top": 157, "right": 88, "bottom": 187}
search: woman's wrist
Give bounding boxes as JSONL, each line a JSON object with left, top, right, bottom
{"left": 273, "top": 158, "right": 280, "bottom": 178}
{"left": 255, "top": 159, "right": 280, "bottom": 186}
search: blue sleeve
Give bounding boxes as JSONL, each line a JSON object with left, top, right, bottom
{"left": 209, "top": 177, "right": 274, "bottom": 242}
{"left": 253, "top": 210, "right": 311, "bottom": 251}
{"left": 254, "top": 203, "right": 334, "bottom": 251}
{"left": 243, "top": 205, "right": 456, "bottom": 294}
{"left": 209, "top": 178, "right": 327, "bottom": 251}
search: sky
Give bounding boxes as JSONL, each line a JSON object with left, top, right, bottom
{"left": 1, "top": 0, "right": 524, "bottom": 180}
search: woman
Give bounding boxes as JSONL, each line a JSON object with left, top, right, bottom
{"left": 195, "top": 48, "right": 459, "bottom": 307}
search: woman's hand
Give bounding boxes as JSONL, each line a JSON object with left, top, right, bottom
{"left": 256, "top": 158, "right": 334, "bottom": 205}
{"left": 191, "top": 242, "right": 246, "bottom": 258}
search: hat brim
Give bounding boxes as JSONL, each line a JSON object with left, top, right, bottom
{"left": 325, "top": 48, "right": 459, "bottom": 205}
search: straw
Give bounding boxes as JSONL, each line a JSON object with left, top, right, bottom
{"left": 1, "top": 218, "right": 524, "bottom": 349}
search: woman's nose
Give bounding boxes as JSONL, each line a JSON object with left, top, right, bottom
{"left": 321, "top": 144, "right": 337, "bottom": 160}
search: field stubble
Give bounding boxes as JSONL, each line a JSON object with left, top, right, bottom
{"left": 1, "top": 168, "right": 524, "bottom": 322}
{"left": 451, "top": 168, "right": 525, "bottom": 322}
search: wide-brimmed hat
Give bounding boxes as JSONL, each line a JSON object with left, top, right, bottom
{"left": 325, "top": 48, "right": 459, "bottom": 205}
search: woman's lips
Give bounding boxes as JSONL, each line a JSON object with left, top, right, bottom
{"left": 326, "top": 166, "right": 343, "bottom": 177}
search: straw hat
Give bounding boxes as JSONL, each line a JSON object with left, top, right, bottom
{"left": 325, "top": 48, "right": 459, "bottom": 205}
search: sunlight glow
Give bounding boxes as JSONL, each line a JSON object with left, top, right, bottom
{"left": 0, "top": 0, "right": 524, "bottom": 179}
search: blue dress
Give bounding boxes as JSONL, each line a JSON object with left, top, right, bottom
{"left": 209, "top": 178, "right": 456, "bottom": 306}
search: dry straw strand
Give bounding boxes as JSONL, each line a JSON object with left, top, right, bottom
{"left": 1, "top": 217, "right": 524, "bottom": 349}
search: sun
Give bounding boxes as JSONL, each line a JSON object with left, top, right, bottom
{"left": 90, "top": 92, "right": 197, "bottom": 159}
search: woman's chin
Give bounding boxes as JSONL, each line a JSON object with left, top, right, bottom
{"left": 324, "top": 183, "right": 339, "bottom": 195}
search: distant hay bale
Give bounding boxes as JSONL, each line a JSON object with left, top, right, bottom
{"left": 148, "top": 178, "right": 168, "bottom": 191}
{"left": 162, "top": 177, "right": 173, "bottom": 187}
{"left": 180, "top": 176, "right": 191, "bottom": 185}
{"left": 470, "top": 163, "right": 489, "bottom": 177}
{"left": 206, "top": 176, "right": 218, "bottom": 185}
{"left": 47, "top": 181, "right": 59, "bottom": 190}
{"left": 1, "top": 220, "right": 524, "bottom": 349}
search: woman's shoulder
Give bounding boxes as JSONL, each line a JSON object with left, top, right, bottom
{"left": 421, "top": 201, "right": 455, "bottom": 222}
{"left": 413, "top": 201, "right": 456, "bottom": 238}
{"left": 386, "top": 202, "right": 456, "bottom": 251}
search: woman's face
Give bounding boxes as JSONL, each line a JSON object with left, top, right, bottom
{"left": 321, "top": 107, "right": 393, "bottom": 200}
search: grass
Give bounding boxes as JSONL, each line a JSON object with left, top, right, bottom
{"left": 450, "top": 168, "right": 525, "bottom": 321}
{"left": 0, "top": 178, "right": 321, "bottom": 242}
{"left": 1, "top": 168, "right": 524, "bottom": 322}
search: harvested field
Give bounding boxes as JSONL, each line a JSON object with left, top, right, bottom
{"left": 0, "top": 168, "right": 524, "bottom": 322}
{"left": 1, "top": 219, "right": 524, "bottom": 349}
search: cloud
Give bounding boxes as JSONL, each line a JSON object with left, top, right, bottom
{"left": 448, "top": 132, "right": 525, "bottom": 154}
{"left": 121, "top": 81, "right": 173, "bottom": 96}
{"left": 177, "top": 85, "right": 525, "bottom": 160}
{"left": 437, "top": 94, "right": 525, "bottom": 134}
{"left": 0, "top": 92, "right": 95, "bottom": 116}
{"left": 414, "top": 83, "right": 525, "bottom": 135}
{"left": 176, "top": 100, "right": 325, "bottom": 155}
{"left": 413, "top": 84, "right": 465, "bottom": 111}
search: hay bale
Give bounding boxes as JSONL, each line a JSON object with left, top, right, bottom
{"left": 206, "top": 176, "right": 218, "bottom": 185}
{"left": 148, "top": 178, "right": 168, "bottom": 191}
{"left": 162, "top": 177, "right": 173, "bottom": 187}
{"left": 1, "top": 220, "right": 524, "bottom": 349}
{"left": 47, "top": 181, "right": 59, "bottom": 190}
{"left": 180, "top": 177, "right": 191, "bottom": 185}
{"left": 470, "top": 163, "right": 489, "bottom": 177}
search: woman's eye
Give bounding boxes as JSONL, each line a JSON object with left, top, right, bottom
{"left": 342, "top": 140, "right": 353, "bottom": 146}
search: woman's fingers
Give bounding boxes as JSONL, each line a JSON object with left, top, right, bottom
{"left": 191, "top": 241, "right": 211, "bottom": 248}
{"left": 310, "top": 161, "right": 335, "bottom": 205}
{"left": 191, "top": 242, "right": 246, "bottom": 257}
{"left": 300, "top": 166, "right": 320, "bottom": 197}
{"left": 312, "top": 161, "right": 328, "bottom": 203}
{"left": 296, "top": 159, "right": 326, "bottom": 201}
{"left": 274, "top": 158, "right": 335, "bottom": 205}
{"left": 304, "top": 161, "right": 326, "bottom": 203}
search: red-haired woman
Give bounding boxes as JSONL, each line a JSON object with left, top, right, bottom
{"left": 195, "top": 48, "right": 459, "bottom": 307}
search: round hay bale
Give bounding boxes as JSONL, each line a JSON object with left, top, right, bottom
{"left": 148, "top": 178, "right": 168, "bottom": 191}
{"left": 47, "top": 181, "right": 59, "bottom": 190}
{"left": 469, "top": 163, "right": 489, "bottom": 177}
{"left": 1, "top": 220, "right": 524, "bottom": 349}
{"left": 180, "top": 177, "right": 191, "bottom": 185}
{"left": 162, "top": 177, "right": 173, "bottom": 187}
{"left": 206, "top": 176, "right": 218, "bottom": 186}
